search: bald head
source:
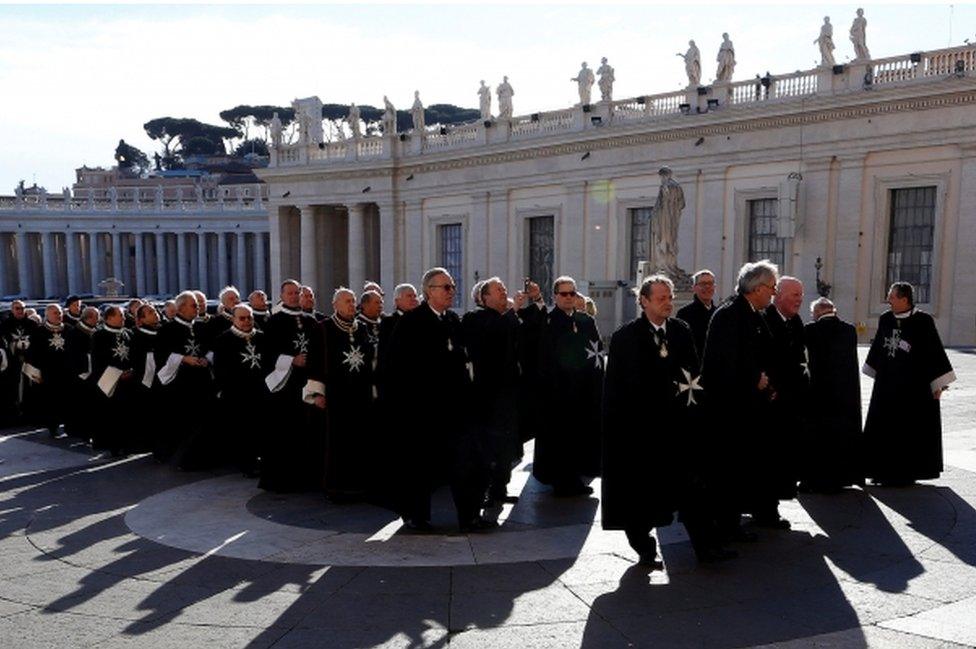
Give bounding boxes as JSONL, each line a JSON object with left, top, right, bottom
{"left": 774, "top": 276, "right": 804, "bottom": 319}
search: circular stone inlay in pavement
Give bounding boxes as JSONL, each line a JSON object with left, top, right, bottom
{"left": 124, "top": 472, "right": 643, "bottom": 567}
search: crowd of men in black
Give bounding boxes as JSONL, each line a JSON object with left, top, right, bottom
{"left": 0, "top": 259, "right": 955, "bottom": 566}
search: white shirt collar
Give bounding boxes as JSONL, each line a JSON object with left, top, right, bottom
{"left": 893, "top": 308, "right": 915, "bottom": 320}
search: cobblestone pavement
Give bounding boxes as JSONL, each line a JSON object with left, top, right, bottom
{"left": 1, "top": 349, "right": 975, "bottom": 648}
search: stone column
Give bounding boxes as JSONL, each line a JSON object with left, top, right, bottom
{"left": 156, "top": 233, "right": 169, "bottom": 295}
{"left": 560, "top": 182, "right": 587, "bottom": 281}
{"left": 112, "top": 232, "right": 123, "bottom": 282}
{"left": 89, "top": 233, "right": 102, "bottom": 293}
{"left": 404, "top": 201, "right": 423, "bottom": 283}
{"left": 134, "top": 233, "right": 147, "bottom": 296}
{"left": 236, "top": 232, "right": 248, "bottom": 292}
{"left": 177, "top": 233, "right": 189, "bottom": 290}
{"left": 0, "top": 235, "right": 8, "bottom": 298}
{"left": 300, "top": 205, "right": 317, "bottom": 286}
{"left": 347, "top": 203, "right": 366, "bottom": 294}
{"left": 468, "top": 193, "right": 489, "bottom": 293}
{"left": 217, "top": 232, "right": 229, "bottom": 290}
{"left": 377, "top": 202, "right": 396, "bottom": 290}
{"left": 42, "top": 232, "right": 57, "bottom": 298}
{"left": 65, "top": 231, "right": 81, "bottom": 295}
{"left": 197, "top": 232, "right": 208, "bottom": 293}
{"left": 254, "top": 232, "right": 267, "bottom": 294}
{"left": 16, "top": 233, "right": 33, "bottom": 297}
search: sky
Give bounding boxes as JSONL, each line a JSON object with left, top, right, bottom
{"left": 1, "top": 2, "right": 975, "bottom": 193}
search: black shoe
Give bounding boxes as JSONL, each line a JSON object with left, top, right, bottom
{"left": 729, "top": 529, "right": 759, "bottom": 543}
{"left": 753, "top": 516, "right": 791, "bottom": 530}
{"left": 697, "top": 547, "right": 738, "bottom": 563}
{"left": 402, "top": 518, "right": 434, "bottom": 533}
{"left": 459, "top": 517, "right": 498, "bottom": 533}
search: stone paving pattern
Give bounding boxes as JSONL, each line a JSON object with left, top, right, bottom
{"left": 0, "top": 348, "right": 975, "bottom": 648}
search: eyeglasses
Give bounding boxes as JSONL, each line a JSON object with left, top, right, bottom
{"left": 557, "top": 291, "right": 578, "bottom": 298}
{"left": 763, "top": 283, "right": 777, "bottom": 293}
{"left": 430, "top": 284, "right": 456, "bottom": 292}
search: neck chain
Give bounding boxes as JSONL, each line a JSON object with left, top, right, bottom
{"left": 331, "top": 313, "right": 358, "bottom": 342}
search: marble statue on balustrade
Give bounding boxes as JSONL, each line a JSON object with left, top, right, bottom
{"left": 678, "top": 41, "right": 702, "bottom": 88}
{"left": 195, "top": 184, "right": 205, "bottom": 207}
{"left": 815, "top": 17, "right": 835, "bottom": 67}
{"left": 850, "top": 8, "right": 870, "bottom": 61}
{"left": 650, "top": 167, "right": 690, "bottom": 287}
{"left": 382, "top": 96, "right": 397, "bottom": 135}
{"left": 235, "top": 186, "right": 245, "bottom": 206}
{"left": 292, "top": 98, "right": 324, "bottom": 145}
{"left": 61, "top": 187, "right": 71, "bottom": 207}
{"left": 108, "top": 186, "right": 118, "bottom": 210}
{"left": 13, "top": 183, "right": 24, "bottom": 204}
{"left": 347, "top": 103, "right": 362, "bottom": 139}
{"left": 154, "top": 185, "right": 164, "bottom": 210}
{"left": 497, "top": 76, "right": 514, "bottom": 120}
{"left": 411, "top": 91, "right": 426, "bottom": 133}
{"left": 86, "top": 191, "right": 94, "bottom": 210}
{"left": 597, "top": 57, "right": 615, "bottom": 102}
{"left": 175, "top": 187, "right": 184, "bottom": 209}
{"left": 570, "top": 62, "right": 595, "bottom": 106}
{"left": 715, "top": 33, "right": 736, "bottom": 83}
{"left": 38, "top": 188, "right": 47, "bottom": 207}
{"left": 270, "top": 112, "right": 283, "bottom": 148}
{"left": 478, "top": 80, "right": 492, "bottom": 120}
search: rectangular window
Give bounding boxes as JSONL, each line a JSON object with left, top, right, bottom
{"left": 438, "top": 223, "right": 464, "bottom": 309}
{"left": 747, "top": 198, "right": 786, "bottom": 269}
{"left": 886, "top": 186, "right": 936, "bottom": 304}
{"left": 629, "top": 207, "right": 653, "bottom": 279}
{"left": 528, "top": 215, "right": 555, "bottom": 303}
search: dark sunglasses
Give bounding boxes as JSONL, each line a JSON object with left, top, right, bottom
{"left": 557, "top": 291, "right": 577, "bottom": 298}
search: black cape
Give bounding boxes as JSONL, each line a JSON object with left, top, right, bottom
{"left": 863, "top": 309, "right": 955, "bottom": 482}
{"left": 675, "top": 298, "right": 715, "bottom": 361}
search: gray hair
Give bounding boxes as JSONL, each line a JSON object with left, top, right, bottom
{"left": 421, "top": 267, "right": 451, "bottom": 298}
{"left": 471, "top": 280, "right": 487, "bottom": 306}
{"left": 332, "top": 287, "right": 355, "bottom": 303}
{"left": 218, "top": 285, "right": 240, "bottom": 302}
{"left": 810, "top": 297, "right": 836, "bottom": 319}
{"left": 248, "top": 290, "right": 267, "bottom": 302}
{"left": 394, "top": 283, "right": 417, "bottom": 299}
{"left": 692, "top": 269, "right": 715, "bottom": 285}
{"left": 479, "top": 277, "right": 504, "bottom": 302}
{"left": 638, "top": 274, "right": 675, "bottom": 302}
{"left": 552, "top": 275, "right": 577, "bottom": 294}
{"left": 776, "top": 275, "right": 801, "bottom": 291}
{"left": 232, "top": 304, "right": 253, "bottom": 317}
{"left": 736, "top": 259, "right": 779, "bottom": 295}
{"left": 360, "top": 289, "right": 382, "bottom": 306}
{"left": 175, "top": 290, "right": 197, "bottom": 310}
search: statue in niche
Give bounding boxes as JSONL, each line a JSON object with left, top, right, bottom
{"left": 597, "top": 57, "right": 615, "bottom": 102}
{"left": 154, "top": 185, "right": 164, "bottom": 210}
{"left": 715, "top": 33, "right": 736, "bottom": 82}
{"left": 850, "top": 8, "right": 870, "bottom": 61}
{"left": 478, "top": 80, "right": 492, "bottom": 120}
{"left": 382, "top": 95, "right": 397, "bottom": 135}
{"left": 815, "top": 17, "right": 835, "bottom": 67}
{"left": 108, "top": 186, "right": 118, "bottom": 209}
{"left": 347, "top": 103, "right": 362, "bottom": 139}
{"left": 497, "top": 76, "right": 514, "bottom": 120}
{"left": 570, "top": 62, "right": 595, "bottom": 106}
{"left": 650, "top": 166, "right": 686, "bottom": 277}
{"left": 411, "top": 91, "right": 426, "bottom": 133}
{"left": 677, "top": 40, "right": 702, "bottom": 87}
{"left": 270, "top": 112, "right": 283, "bottom": 148}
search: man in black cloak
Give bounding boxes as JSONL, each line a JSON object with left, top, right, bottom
{"left": 387, "top": 267, "right": 491, "bottom": 533}
{"left": 89, "top": 306, "right": 134, "bottom": 455}
{"left": 463, "top": 277, "right": 522, "bottom": 507}
{"left": 700, "top": 259, "right": 781, "bottom": 539}
{"left": 154, "top": 291, "right": 218, "bottom": 468}
{"left": 248, "top": 290, "right": 271, "bottom": 330}
{"left": 759, "top": 276, "right": 810, "bottom": 526}
{"left": 801, "top": 297, "right": 863, "bottom": 491}
{"left": 261, "top": 279, "right": 327, "bottom": 492}
{"left": 863, "top": 281, "right": 955, "bottom": 486}
{"left": 534, "top": 276, "right": 603, "bottom": 496}
{"left": 603, "top": 275, "right": 734, "bottom": 565}
{"left": 0, "top": 301, "right": 38, "bottom": 424}
{"left": 205, "top": 286, "right": 240, "bottom": 343}
{"left": 321, "top": 288, "right": 376, "bottom": 502}
{"left": 516, "top": 280, "right": 547, "bottom": 446}
{"left": 23, "top": 304, "right": 75, "bottom": 438}
{"left": 130, "top": 303, "right": 162, "bottom": 453}
{"left": 213, "top": 304, "right": 270, "bottom": 477}
{"left": 675, "top": 269, "right": 717, "bottom": 360}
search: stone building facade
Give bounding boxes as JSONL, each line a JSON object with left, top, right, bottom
{"left": 258, "top": 45, "right": 976, "bottom": 345}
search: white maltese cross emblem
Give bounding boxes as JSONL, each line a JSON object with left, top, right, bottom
{"left": 674, "top": 368, "right": 703, "bottom": 406}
